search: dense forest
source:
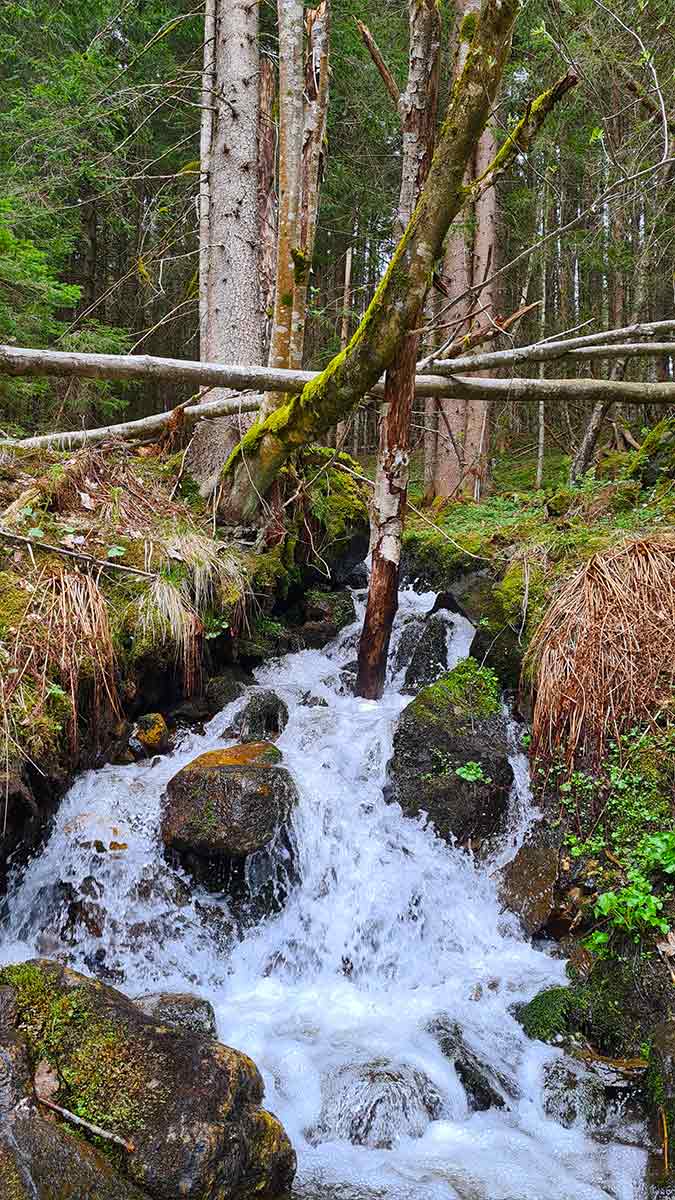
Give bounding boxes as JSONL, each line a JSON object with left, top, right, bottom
{"left": 1, "top": 3, "right": 675, "bottom": 1199}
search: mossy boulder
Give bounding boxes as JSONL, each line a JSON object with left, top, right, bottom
{"left": 518, "top": 954, "right": 672, "bottom": 1058}
{"left": 129, "top": 713, "right": 171, "bottom": 758}
{"left": 0, "top": 960, "right": 295, "bottom": 1199}
{"left": 400, "top": 529, "right": 483, "bottom": 592}
{"left": 162, "top": 751, "right": 297, "bottom": 857}
{"left": 297, "top": 589, "right": 356, "bottom": 649}
{"left": 233, "top": 690, "right": 289, "bottom": 742}
{"left": 386, "top": 660, "right": 513, "bottom": 850}
{"left": 630, "top": 417, "right": 675, "bottom": 487}
{"left": 303, "top": 448, "right": 370, "bottom": 585}
{"left": 161, "top": 749, "right": 298, "bottom": 915}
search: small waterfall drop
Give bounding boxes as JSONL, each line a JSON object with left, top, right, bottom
{"left": 0, "top": 587, "right": 646, "bottom": 1199}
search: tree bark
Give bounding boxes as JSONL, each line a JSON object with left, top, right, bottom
{"left": 463, "top": 123, "right": 497, "bottom": 500}
{"left": 222, "top": 0, "right": 551, "bottom": 523}
{"left": 289, "top": 2, "right": 331, "bottom": 371}
{"left": 356, "top": 0, "right": 441, "bottom": 700}
{"left": 263, "top": 0, "right": 305, "bottom": 399}
{"left": 199, "top": 0, "right": 217, "bottom": 360}
{"left": 258, "top": 54, "right": 278, "bottom": 362}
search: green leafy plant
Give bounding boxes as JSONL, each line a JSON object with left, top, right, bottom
{"left": 638, "top": 832, "right": 675, "bottom": 876}
{"left": 455, "top": 760, "right": 491, "bottom": 784}
{"left": 592, "top": 870, "right": 669, "bottom": 942}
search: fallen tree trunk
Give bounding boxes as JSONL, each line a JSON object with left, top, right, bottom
{"left": 4, "top": 345, "right": 675, "bottom": 450}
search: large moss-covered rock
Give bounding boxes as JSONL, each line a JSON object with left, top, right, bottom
{"left": 162, "top": 750, "right": 297, "bottom": 858}
{"left": 162, "top": 748, "right": 298, "bottom": 915}
{"left": 630, "top": 417, "right": 675, "bottom": 486}
{"left": 386, "top": 660, "right": 513, "bottom": 849}
{"left": 0, "top": 960, "right": 295, "bottom": 1200}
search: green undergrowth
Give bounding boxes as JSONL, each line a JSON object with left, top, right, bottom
{"left": 400, "top": 447, "right": 675, "bottom": 672}
{"left": 540, "top": 726, "right": 675, "bottom": 955}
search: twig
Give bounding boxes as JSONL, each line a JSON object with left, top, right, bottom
{"left": 35, "top": 1094, "right": 135, "bottom": 1152}
{"left": 0, "top": 528, "right": 155, "bottom": 578}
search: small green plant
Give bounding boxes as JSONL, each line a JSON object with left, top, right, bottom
{"left": 638, "top": 832, "right": 675, "bottom": 876}
{"left": 592, "top": 870, "right": 669, "bottom": 942}
{"left": 455, "top": 760, "right": 491, "bottom": 784}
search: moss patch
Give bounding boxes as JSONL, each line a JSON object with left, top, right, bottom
{"left": 409, "top": 659, "right": 501, "bottom": 727}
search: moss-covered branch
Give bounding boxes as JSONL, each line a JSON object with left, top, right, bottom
{"left": 221, "top": 2, "right": 575, "bottom": 520}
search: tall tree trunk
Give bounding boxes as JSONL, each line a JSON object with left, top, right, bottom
{"left": 190, "top": 0, "right": 264, "bottom": 495}
{"left": 199, "top": 0, "right": 216, "bottom": 360}
{"left": 355, "top": 0, "right": 441, "bottom": 700}
{"left": 258, "top": 55, "right": 278, "bottom": 363}
{"left": 263, "top": 0, "right": 305, "bottom": 407}
{"left": 463, "top": 124, "right": 497, "bottom": 500}
{"left": 289, "top": 2, "right": 331, "bottom": 370}
{"left": 433, "top": 0, "right": 480, "bottom": 501}
{"left": 206, "top": 0, "right": 263, "bottom": 370}
{"left": 221, "top": 6, "right": 575, "bottom": 520}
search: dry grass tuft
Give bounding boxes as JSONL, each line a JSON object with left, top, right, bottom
{"left": 526, "top": 535, "right": 675, "bottom": 769}
{"left": 1, "top": 568, "right": 119, "bottom": 775}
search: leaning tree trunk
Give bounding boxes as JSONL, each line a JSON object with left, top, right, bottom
{"left": 356, "top": 0, "right": 441, "bottom": 700}
{"left": 221, "top": 3, "right": 576, "bottom": 521}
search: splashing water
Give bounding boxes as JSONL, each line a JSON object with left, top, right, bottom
{"left": 0, "top": 588, "right": 646, "bottom": 1199}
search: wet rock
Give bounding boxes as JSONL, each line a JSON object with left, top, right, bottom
{"left": 0, "top": 1107, "right": 154, "bottom": 1199}
{"left": 162, "top": 750, "right": 297, "bottom": 858}
{"left": 342, "top": 561, "right": 368, "bottom": 589}
{"left": 403, "top": 613, "right": 451, "bottom": 692}
{"left": 205, "top": 667, "right": 251, "bottom": 716}
{"left": 429, "top": 1017, "right": 511, "bottom": 1111}
{"left": 430, "top": 591, "right": 472, "bottom": 620}
{"left": 338, "top": 660, "right": 358, "bottom": 695}
{"left": 0, "top": 960, "right": 295, "bottom": 1199}
{"left": 386, "top": 660, "right": 513, "bottom": 850}
{"left": 134, "top": 992, "right": 217, "bottom": 1039}
{"left": 168, "top": 696, "right": 211, "bottom": 726}
{"left": 308, "top": 1060, "right": 443, "bottom": 1149}
{"left": 162, "top": 749, "right": 298, "bottom": 916}
{"left": 217, "top": 741, "right": 283, "bottom": 766}
{"left": 300, "top": 692, "right": 328, "bottom": 709}
{"left": 129, "top": 712, "right": 171, "bottom": 758}
{"left": 294, "top": 590, "right": 357, "bottom": 650}
{"left": 542, "top": 1058, "right": 608, "bottom": 1128}
{"left": 499, "top": 842, "right": 560, "bottom": 936}
{"left": 392, "top": 617, "right": 425, "bottom": 675}
{"left": 233, "top": 690, "right": 289, "bottom": 742}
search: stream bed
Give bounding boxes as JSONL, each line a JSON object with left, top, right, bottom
{"left": 0, "top": 588, "right": 648, "bottom": 1199}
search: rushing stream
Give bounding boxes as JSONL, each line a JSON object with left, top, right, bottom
{"left": 0, "top": 588, "right": 647, "bottom": 1199}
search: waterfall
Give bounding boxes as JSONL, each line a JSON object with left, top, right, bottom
{"left": 0, "top": 587, "right": 646, "bottom": 1199}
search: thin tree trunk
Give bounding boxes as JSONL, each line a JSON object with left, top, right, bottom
{"left": 535, "top": 193, "right": 547, "bottom": 490}
{"left": 289, "top": 2, "right": 331, "bottom": 371}
{"left": 259, "top": 55, "right": 278, "bottom": 363}
{"left": 336, "top": 243, "right": 354, "bottom": 445}
{"left": 263, "top": 0, "right": 305, "bottom": 407}
{"left": 462, "top": 126, "right": 497, "bottom": 500}
{"left": 356, "top": 0, "right": 441, "bottom": 700}
{"left": 199, "top": 0, "right": 216, "bottom": 359}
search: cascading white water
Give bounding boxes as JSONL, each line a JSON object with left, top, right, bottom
{"left": 0, "top": 588, "right": 647, "bottom": 1200}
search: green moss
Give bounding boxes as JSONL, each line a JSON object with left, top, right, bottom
{"left": 306, "top": 589, "right": 354, "bottom": 631}
{"left": 596, "top": 450, "right": 635, "bottom": 481}
{"left": 0, "top": 570, "right": 31, "bottom": 637}
{"left": 291, "top": 247, "right": 310, "bottom": 284}
{"left": 492, "top": 559, "right": 546, "bottom": 646}
{"left": 519, "top": 986, "right": 575, "bottom": 1042}
{"left": 630, "top": 417, "right": 675, "bottom": 487}
{"left": 410, "top": 659, "right": 501, "bottom": 726}
{"left": 303, "top": 447, "right": 369, "bottom": 543}
{"left": 0, "top": 962, "right": 167, "bottom": 1138}
{"left": 460, "top": 10, "right": 479, "bottom": 41}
